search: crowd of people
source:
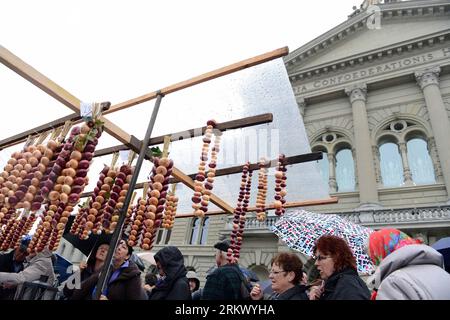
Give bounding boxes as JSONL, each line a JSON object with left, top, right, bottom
{"left": 1, "top": 227, "right": 450, "bottom": 300}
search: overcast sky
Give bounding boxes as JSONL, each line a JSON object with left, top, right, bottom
{"left": 1, "top": 0, "right": 359, "bottom": 138}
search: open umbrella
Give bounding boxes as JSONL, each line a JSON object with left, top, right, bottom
{"left": 204, "top": 265, "right": 259, "bottom": 282}
{"left": 432, "top": 237, "right": 450, "bottom": 273}
{"left": 258, "top": 279, "right": 273, "bottom": 295}
{"left": 272, "top": 209, "right": 375, "bottom": 274}
{"left": 239, "top": 267, "right": 259, "bottom": 282}
{"left": 129, "top": 253, "right": 146, "bottom": 272}
{"left": 136, "top": 252, "right": 156, "bottom": 266}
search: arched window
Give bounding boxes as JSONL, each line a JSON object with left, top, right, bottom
{"left": 200, "top": 218, "right": 210, "bottom": 245}
{"left": 335, "top": 148, "right": 355, "bottom": 191}
{"left": 156, "top": 228, "right": 173, "bottom": 245}
{"left": 407, "top": 138, "right": 435, "bottom": 185}
{"left": 379, "top": 142, "right": 403, "bottom": 187}
{"left": 314, "top": 149, "right": 329, "bottom": 188}
{"left": 189, "top": 217, "right": 209, "bottom": 245}
{"left": 164, "top": 229, "right": 172, "bottom": 245}
{"left": 190, "top": 218, "right": 201, "bottom": 245}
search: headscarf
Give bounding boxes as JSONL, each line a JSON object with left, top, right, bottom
{"left": 368, "top": 228, "right": 422, "bottom": 266}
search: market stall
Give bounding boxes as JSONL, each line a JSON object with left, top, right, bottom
{"left": 0, "top": 45, "right": 336, "bottom": 299}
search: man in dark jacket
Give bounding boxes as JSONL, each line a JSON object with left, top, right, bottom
{"left": 202, "top": 240, "right": 250, "bottom": 300}
{"left": 149, "top": 246, "right": 191, "bottom": 300}
{"left": 0, "top": 237, "right": 29, "bottom": 300}
{"left": 71, "top": 239, "right": 145, "bottom": 300}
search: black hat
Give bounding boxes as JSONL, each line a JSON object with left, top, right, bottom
{"left": 214, "top": 239, "right": 231, "bottom": 252}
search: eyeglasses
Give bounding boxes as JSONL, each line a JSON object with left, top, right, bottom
{"left": 269, "top": 270, "right": 287, "bottom": 276}
{"left": 313, "top": 254, "right": 331, "bottom": 262}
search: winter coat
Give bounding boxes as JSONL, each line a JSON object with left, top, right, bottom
{"left": 0, "top": 249, "right": 56, "bottom": 300}
{"left": 149, "top": 246, "right": 191, "bottom": 300}
{"left": 71, "top": 261, "right": 146, "bottom": 300}
{"left": 0, "top": 249, "right": 55, "bottom": 288}
{"left": 62, "top": 264, "right": 99, "bottom": 299}
{"left": 202, "top": 263, "right": 250, "bottom": 300}
{"left": 0, "top": 251, "right": 25, "bottom": 300}
{"left": 267, "top": 284, "right": 308, "bottom": 300}
{"left": 375, "top": 244, "right": 450, "bottom": 300}
{"left": 320, "top": 268, "right": 370, "bottom": 300}
{"left": 0, "top": 251, "right": 25, "bottom": 273}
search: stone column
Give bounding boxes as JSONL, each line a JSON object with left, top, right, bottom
{"left": 352, "top": 148, "right": 359, "bottom": 189}
{"left": 345, "top": 84, "right": 380, "bottom": 208}
{"left": 398, "top": 142, "right": 414, "bottom": 186}
{"left": 327, "top": 153, "right": 337, "bottom": 192}
{"left": 296, "top": 97, "right": 306, "bottom": 119}
{"left": 415, "top": 67, "right": 450, "bottom": 202}
{"left": 372, "top": 145, "right": 382, "bottom": 187}
{"left": 427, "top": 137, "right": 443, "bottom": 183}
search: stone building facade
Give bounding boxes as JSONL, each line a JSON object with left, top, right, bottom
{"left": 59, "top": 0, "right": 450, "bottom": 285}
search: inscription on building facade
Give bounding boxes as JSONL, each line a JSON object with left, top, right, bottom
{"left": 294, "top": 47, "right": 450, "bottom": 94}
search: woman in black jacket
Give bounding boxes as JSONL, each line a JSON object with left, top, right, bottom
{"left": 71, "top": 239, "right": 145, "bottom": 300}
{"left": 149, "top": 246, "right": 191, "bottom": 300}
{"left": 309, "top": 235, "right": 370, "bottom": 300}
{"left": 250, "top": 252, "right": 308, "bottom": 300}
{"left": 63, "top": 241, "right": 109, "bottom": 299}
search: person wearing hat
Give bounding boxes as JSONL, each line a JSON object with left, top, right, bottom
{"left": 71, "top": 239, "right": 146, "bottom": 300}
{"left": 202, "top": 239, "right": 250, "bottom": 300}
{"left": 186, "top": 270, "right": 202, "bottom": 300}
{"left": 187, "top": 271, "right": 200, "bottom": 293}
{"left": 0, "top": 236, "right": 31, "bottom": 299}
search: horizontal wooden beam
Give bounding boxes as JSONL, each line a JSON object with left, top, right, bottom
{"left": 94, "top": 113, "right": 273, "bottom": 157}
{"left": 0, "top": 103, "right": 110, "bottom": 150}
{"left": 174, "top": 197, "right": 339, "bottom": 218}
{"left": 81, "top": 151, "right": 323, "bottom": 198}
{"left": 0, "top": 112, "right": 81, "bottom": 150}
{"left": 107, "top": 47, "right": 289, "bottom": 113}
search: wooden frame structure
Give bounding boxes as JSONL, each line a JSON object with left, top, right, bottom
{"left": 0, "top": 45, "right": 337, "bottom": 214}
{"left": 1, "top": 45, "right": 338, "bottom": 298}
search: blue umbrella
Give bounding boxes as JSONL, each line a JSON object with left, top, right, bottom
{"left": 258, "top": 279, "right": 273, "bottom": 295}
{"left": 239, "top": 267, "right": 259, "bottom": 282}
{"left": 205, "top": 265, "right": 259, "bottom": 282}
{"left": 432, "top": 237, "right": 450, "bottom": 273}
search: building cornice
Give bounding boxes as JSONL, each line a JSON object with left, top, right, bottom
{"left": 285, "top": 0, "right": 450, "bottom": 68}
{"left": 288, "top": 31, "right": 450, "bottom": 81}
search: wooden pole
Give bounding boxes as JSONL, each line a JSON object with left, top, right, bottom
{"left": 107, "top": 47, "right": 289, "bottom": 113}
{"left": 0, "top": 45, "right": 235, "bottom": 214}
{"left": 175, "top": 197, "right": 339, "bottom": 218}
{"left": 0, "top": 113, "right": 80, "bottom": 150}
{"left": 80, "top": 151, "right": 323, "bottom": 198}
{"left": 0, "top": 45, "right": 81, "bottom": 111}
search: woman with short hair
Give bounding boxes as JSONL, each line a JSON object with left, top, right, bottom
{"left": 250, "top": 252, "right": 308, "bottom": 300}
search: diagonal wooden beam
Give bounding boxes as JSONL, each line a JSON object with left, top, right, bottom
{"left": 0, "top": 45, "right": 235, "bottom": 213}
{"left": 0, "top": 45, "right": 82, "bottom": 111}
{"left": 107, "top": 47, "right": 289, "bottom": 114}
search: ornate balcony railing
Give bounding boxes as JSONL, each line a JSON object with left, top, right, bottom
{"left": 224, "top": 205, "right": 450, "bottom": 231}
